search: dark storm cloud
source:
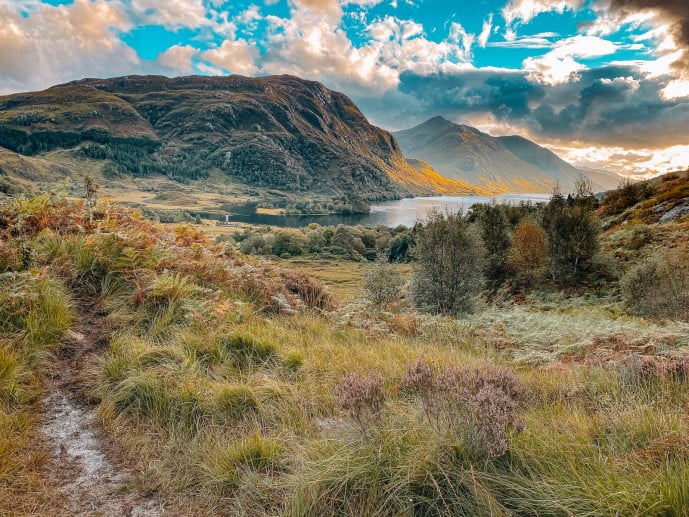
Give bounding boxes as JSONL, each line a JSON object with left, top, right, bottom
{"left": 397, "top": 70, "right": 545, "bottom": 121}
{"left": 394, "top": 66, "right": 689, "bottom": 148}
{"left": 608, "top": 0, "right": 689, "bottom": 76}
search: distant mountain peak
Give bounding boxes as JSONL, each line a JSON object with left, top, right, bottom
{"left": 394, "top": 118, "right": 587, "bottom": 194}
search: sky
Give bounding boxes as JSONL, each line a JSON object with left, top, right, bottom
{"left": 1, "top": 0, "right": 689, "bottom": 176}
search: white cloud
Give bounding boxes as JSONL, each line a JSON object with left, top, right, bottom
{"left": 448, "top": 22, "right": 474, "bottom": 57}
{"left": 236, "top": 4, "right": 262, "bottom": 29}
{"left": 130, "top": 0, "right": 209, "bottom": 29}
{"left": 489, "top": 35, "right": 554, "bottom": 49}
{"left": 557, "top": 144, "right": 689, "bottom": 177}
{"left": 0, "top": 0, "right": 139, "bottom": 93}
{"left": 662, "top": 80, "right": 689, "bottom": 100}
{"left": 157, "top": 44, "right": 198, "bottom": 73}
{"left": 523, "top": 35, "right": 618, "bottom": 84}
{"left": 478, "top": 14, "right": 493, "bottom": 48}
{"left": 202, "top": 39, "right": 259, "bottom": 75}
{"left": 502, "top": 0, "right": 583, "bottom": 27}
{"left": 260, "top": 6, "right": 473, "bottom": 98}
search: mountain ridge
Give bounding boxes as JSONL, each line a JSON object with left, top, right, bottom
{"left": 0, "top": 75, "right": 483, "bottom": 203}
{"left": 393, "top": 116, "right": 619, "bottom": 194}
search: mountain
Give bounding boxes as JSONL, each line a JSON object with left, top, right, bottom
{"left": 577, "top": 166, "right": 626, "bottom": 192}
{"left": 0, "top": 75, "right": 481, "bottom": 203}
{"left": 394, "top": 116, "right": 584, "bottom": 194}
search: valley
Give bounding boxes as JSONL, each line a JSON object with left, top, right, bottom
{"left": 2, "top": 74, "right": 689, "bottom": 516}
{"left": 2, "top": 168, "right": 689, "bottom": 514}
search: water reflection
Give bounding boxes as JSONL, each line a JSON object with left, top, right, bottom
{"left": 225, "top": 194, "right": 551, "bottom": 228}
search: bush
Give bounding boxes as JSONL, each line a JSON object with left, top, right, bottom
{"left": 411, "top": 210, "right": 486, "bottom": 315}
{"left": 621, "top": 247, "right": 689, "bottom": 320}
{"left": 281, "top": 270, "right": 335, "bottom": 310}
{"left": 363, "top": 258, "right": 405, "bottom": 308}
{"left": 476, "top": 202, "right": 511, "bottom": 288}
{"left": 401, "top": 359, "right": 523, "bottom": 458}
{"left": 335, "top": 370, "right": 387, "bottom": 428}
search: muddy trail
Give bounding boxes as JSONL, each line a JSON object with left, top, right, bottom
{"left": 37, "top": 296, "right": 164, "bottom": 517}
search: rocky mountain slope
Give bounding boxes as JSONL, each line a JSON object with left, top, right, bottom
{"left": 0, "top": 75, "right": 480, "bottom": 202}
{"left": 394, "top": 116, "right": 615, "bottom": 194}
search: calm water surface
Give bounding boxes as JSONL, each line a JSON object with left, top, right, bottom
{"left": 226, "top": 194, "right": 551, "bottom": 228}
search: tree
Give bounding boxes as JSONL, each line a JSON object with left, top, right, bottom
{"left": 506, "top": 221, "right": 548, "bottom": 287}
{"left": 476, "top": 201, "right": 511, "bottom": 288}
{"left": 411, "top": 210, "right": 486, "bottom": 315}
{"left": 541, "top": 175, "right": 599, "bottom": 284}
{"left": 81, "top": 173, "right": 99, "bottom": 223}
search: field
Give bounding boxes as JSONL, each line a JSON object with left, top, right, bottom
{"left": 2, "top": 191, "right": 689, "bottom": 515}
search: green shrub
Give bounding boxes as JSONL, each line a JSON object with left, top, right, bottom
{"left": 363, "top": 258, "right": 405, "bottom": 308}
{"left": 621, "top": 247, "right": 689, "bottom": 320}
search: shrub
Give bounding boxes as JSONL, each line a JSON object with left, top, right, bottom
{"left": 281, "top": 270, "right": 334, "bottom": 310}
{"left": 334, "top": 370, "right": 387, "bottom": 428}
{"left": 476, "top": 202, "right": 511, "bottom": 288}
{"left": 363, "top": 257, "right": 405, "bottom": 308}
{"left": 0, "top": 240, "right": 22, "bottom": 273}
{"left": 411, "top": 210, "right": 486, "bottom": 315}
{"left": 239, "top": 234, "right": 270, "bottom": 255}
{"left": 271, "top": 231, "right": 307, "bottom": 257}
{"left": 621, "top": 247, "right": 689, "bottom": 320}
{"left": 401, "top": 359, "right": 523, "bottom": 458}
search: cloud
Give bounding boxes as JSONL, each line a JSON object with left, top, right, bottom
{"left": 662, "top": 79, "right": 689, "bottom": 100}
{"left": 478, "top": 14, "right": 493, "bottom": 48}
{"left": 157, "top": 44, "right": 198, "bottom": 73}
{"left": 557, "top": 143, "right": 689, "bottom": 176}
{"left": 130, "top": 0, "right": 209, "bottom": 29}
{"left": 389, "top": 65, "right": 689, "bottom": 151}
{"left": 259, "top": 8, "right": 472, "bottom": 98}
{"left": 523, "top": 35, "right": 618, "bottom": 84}
{"left": 502, "top": 0, "right": 584, "bottom": 27}
{"left": 202, "top": 39, "right": 259, "bottom": 75}
{"left": 0, "top": 0, "right": 139, "bottom": 93}
{"left": 293, "top": 0, "right": 341, "bottom": 17}
{"left": 607, "top": 0, "right": 689, "bottom": 77}
{"left": 489, "top": 34, "right": 555, "bottom": 49}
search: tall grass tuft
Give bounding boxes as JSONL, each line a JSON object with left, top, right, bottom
{"left": 204, "top": 433, "right": 283, "bottom": 494}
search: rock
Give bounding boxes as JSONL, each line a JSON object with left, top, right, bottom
{"left": 659, "top": 198, "right": 689, "bottom": 222}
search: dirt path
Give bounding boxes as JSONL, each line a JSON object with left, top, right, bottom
{"left": 38, "top": 297, "right": 164, "bottom": 517}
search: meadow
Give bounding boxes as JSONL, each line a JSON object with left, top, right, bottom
{"left": 1, "top": 187, "right": 689, "bottom": 515}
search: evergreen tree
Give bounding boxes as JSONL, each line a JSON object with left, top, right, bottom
{"left": 477, "top": 201, "right": 511, "bottom": 289}
{"left": 541, "top": 175, "right": 599, "bottom": 284}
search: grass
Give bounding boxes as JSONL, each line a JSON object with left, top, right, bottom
{"left": 0, "top": 271, "right": 73, "bottom": 514}
{"left": 2, "top": 195, "right": 689, "bottom": 515}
